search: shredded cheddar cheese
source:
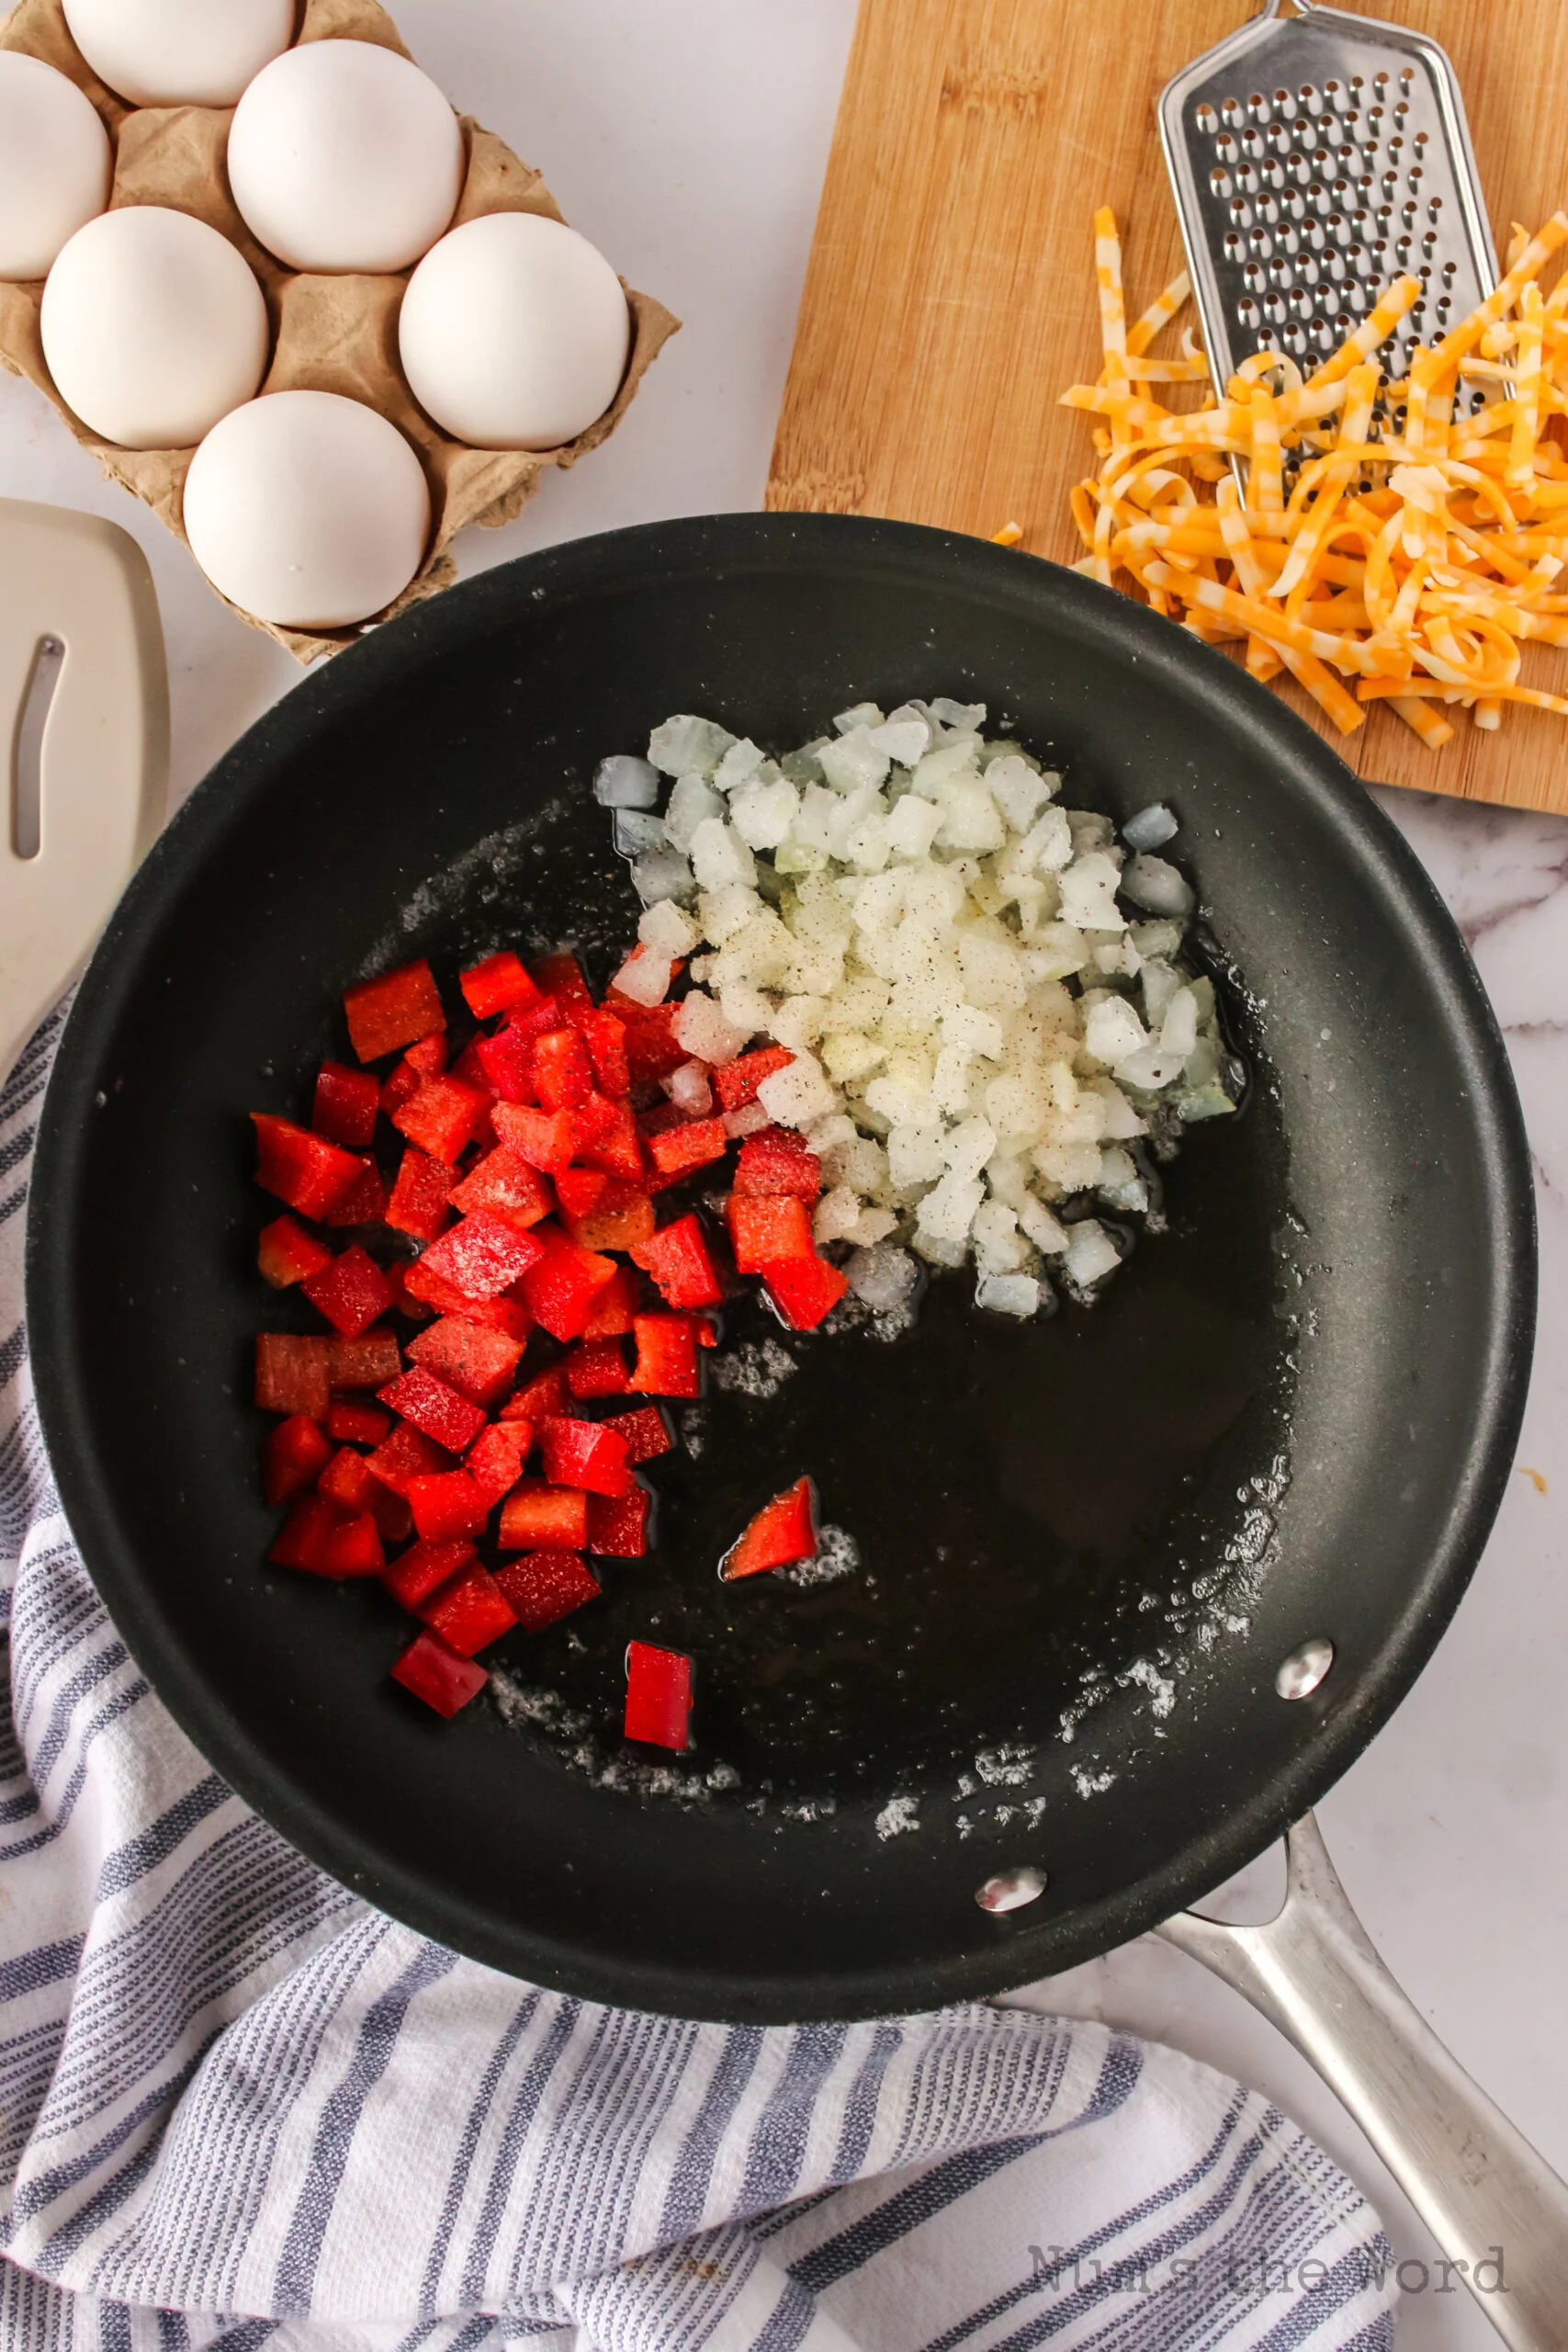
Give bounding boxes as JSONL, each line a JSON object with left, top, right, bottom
{"left": 1057, "top": 209, "right": 1568, "bottom": 745}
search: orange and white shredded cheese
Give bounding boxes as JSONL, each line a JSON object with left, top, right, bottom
{"left": 1058, "top": 208, "right": 1568, "bottom": 746}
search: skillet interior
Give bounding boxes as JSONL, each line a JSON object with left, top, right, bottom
{"left": 27, "top": 514, "right": 1533, "bottom": 2020}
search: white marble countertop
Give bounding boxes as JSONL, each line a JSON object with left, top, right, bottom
{"left": 4, "top": 6, "right": 1564, "bottom": 2343}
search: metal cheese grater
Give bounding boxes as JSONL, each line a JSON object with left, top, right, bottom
{"left": 1159, "top": 0, "right": 1498, "bottom": 437}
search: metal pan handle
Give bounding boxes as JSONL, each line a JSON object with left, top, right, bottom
{"left": 1158, "top": 1814, "right": 1568, "bottom": 2351}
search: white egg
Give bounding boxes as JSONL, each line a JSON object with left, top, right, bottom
{"left": 41, "top": 206, "right": 269, "bottom": 448}
{"left": 0, "top": 53, "right": 110, "bottom": 282}
{"left": 182, "top": 390, "right": 430, "bottom": 628}
{"left": 399, "top": 212, "right": 631, "bottom": 450}
{"left": 61, "top": 0, "right": 294, "bottom": 107}
{"left": 228, "top": 40, "right": 464, "bottom": 275}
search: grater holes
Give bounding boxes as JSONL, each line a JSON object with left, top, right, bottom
{"left": 1224, "top": 230, "right": 1245, "bottom": 262}
{"left": 1222, "top": 96, "right": 1245, "bottom": 128}
{"left": 1274, "top": 86, "right": 1295, "bottom": 118}
{"left": 1195, "top": 101, "right": 1218, "bottom": 134}
{"left": 1247, "top": 92, "right": 1269, "bottom": 122}
{"left": 1470, "top": 390, "right": 1488, "bottom": 413}
{"left": 1215, "top": 130, "right": 1238, "bottom": 163}
{"left": 1230, "top": 197, "right": 1253, "bottom": 229}
{"left": 1242, "top": 128, "right": 1266, "bottom": 158}
{"left": 1210, "top": 166, "right": 1233, "bottom": 198}
{"left": 1400, "top": 65, "right": 1415, "bottom": 89}
{"left": 1237, "top": 296, "right": 1260, "bottom": 328}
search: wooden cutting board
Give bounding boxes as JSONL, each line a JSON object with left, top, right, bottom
{"left": 767, "top": 0, "right": 1568, "bottom": 815}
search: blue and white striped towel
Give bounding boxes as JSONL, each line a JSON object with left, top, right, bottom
{"left": 0, "top": 1012, "right": 1396, "bottom": 2352}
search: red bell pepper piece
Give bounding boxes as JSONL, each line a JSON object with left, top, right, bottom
{"left": 312, "top": 1060, "right": 381, "bottom": 1148}
{"left": 365, "top": 1422, "right": 451, "bottom": 1498}
{"left": 257, "top": 1214, "right": 333, "bottom": 1289}
{"left": 378, "top": 1364, "right": 488, "bottom": 1453}
{"left": 504, "top": 1363, "right": 570, "bottom": 1423}
{"left": 419, "top": 1563, "right": 516, "bottom": 1657}
{"left": 616, "top": 1001, "right": 688, "bottom": 1087}
{"left": 368, "top": 1482, "right": 413, "bottom": 1545}
{"left": 388, "top": 1261, "right": 435, "bottom": 1321}
{"left": 392, "top": 1076, "right": 491, "bottom": 1166}
{"left": 561, "top": 1177, "right": 656, "bottom": 1254}
{"left": 406, "top": 1471, "right": 491, "bottom": 1543}
{"left": 344, "top": 959, "right": 446, "bottom": 1064}
{"left": 399, "top": 1258, "right": 531, "bottom": 1335}
{"left": 407, "top": 1315, "right": 526, "bottom": 1407}
{"left": 327, "top": 1398, "right": 390, "bottom": 1445}
{"left": 322, "top": 1158, "right": 390, "bottom": 1228}
{"left": 418, "top": 1209, "right": 545, "bottom": 1302}
{"left": 464, "top": 1420, "right": 531, "bottom": 1504}
{"left": 721, "top": 1476, "right": 818, "bottom": 1580}
{"left": 711, "top": 1045, "right": 795, "bottom": 1114}
{"left": 447, "top": 1038, "right": 497, "bottom": 1098}
{"left": 624, "top": 1641, "right": 693, "bottom": 1749}
{"left": 538, "top": 1416, "right": 633, "bottom": 1498}
{"left": 578, "top": 1099, "right": 645, "bottom": 1182}
{"left": 631, "top": 1214, "right": 724, "bottom": 1308}
{"left": 321, "top": 1510, "right": 386, "bottom": 1576}
{"left": 498, "top": 1480, "right": 590, "bottom": 1550}
{"left": 474, "top": 1025, "right": 537, "bottom": 1104}
{"left": 532, "top": 1027, "right": 593, "bottom": 1110}
{"left": 516, "top": 1227, "right": 618, "bottom": 1340}
{"left": 318, "top": 1445, "right": 379, "bottom": 1511}
{"left": 494, "top": 1549, "right": 601, "bottom": 1633}
{"left": 255, "top": 1332, "right": 332, "bottom": 1419}
{"left": 252, "top": 1114, "right": 362, "bottom": 1220}
{"left": 381, "top": 1035, "right": 448, "bottom": 1117}
{"left": 581, "top": 1263, "right": 638, "bottom": 1338}
{"left": 261, "top": 1413, "right": 332, "bottom": 1506}
{"left": 733, "top": 1127, "right": 822, "bottom": 1203}
{"left": 579, "top": 1009, "right": 630, "bottom": 1098}
{"left": 564, "top": 1337, "right": 631, "bottom": 1397}
{"left": 726, "top": 1194, "right": 815, "bottom": 1272}
{"left": 646, "top": 1117, "right": 728, "bottom": 1181}
{"left": 460, "top": 950, "right": 541, "bottom": 1020}
{"left": 587, "top": 1486, "right": 650, "bottom": 1558}
{"left": 554, "top": 1165, "right": 606, "bottom": 1222}
{"left": 765, "top": 1254, "right": 849, "bottom": 1331}
{"left": 450, "top": 1146, "right": 554, "bottom": 1230}
{"left": 381, "top": 1535, "right": 476, "bottom": 1611}
{"left": 268, "top": 1493, "right": 341, "bottom": 1570}
{"left": 327, "top": 1328, "right": 401, "bottom": 1388}
{"left": 601, "top": 1404, "right": 672, "bottom": 1464}
{"left": 504, "top": 993, "right": 563, "bottom": 1046}
{"left": 390, "top": 1628, "right": 488, "bottom": 1717}
{"left": 566, "top": 1091, "right": 618, "bottom": 1155}
{"left": 301, "top": 1245, "right": 395, "bottom": 1338}
{"left": 627, "top": 1313, "right": 701, "bottom": 1399}
{"left": 491, "top": 1100, "right": 576, "bottom": 1173}
{"left": 532, "top": 950, "right": 592, "bottom": 1008}
{"left": 387, "top": 1146, "right": 456, "bottom": 1241}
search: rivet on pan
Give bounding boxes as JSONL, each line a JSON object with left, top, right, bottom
{"left": 976, "top": 1866, "right": 1048, "bottom": 1915}
{"left": 1276, "top": 1638, "right": 1334, "bottom": 1701}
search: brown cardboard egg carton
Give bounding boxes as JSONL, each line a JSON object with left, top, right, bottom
{"left": 0, "top": 0, "right": 680, "bottom": 661}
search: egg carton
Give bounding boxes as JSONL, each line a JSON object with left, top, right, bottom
{"left": 0, "top": 0, "right": 679, "bottom": 662}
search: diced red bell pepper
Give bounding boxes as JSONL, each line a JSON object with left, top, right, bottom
{"left": 262, "top": 1414, "right": 332, "bottom": 1506}
{"left": 301, "top": 1245, "right": 395, "bottom": 1338}
{"left": 566, "top": 1091, "right": 618, "bottom": 1154}
{"left": 565, "top": 1337, "right": 630, "bottom": 1397}
{"left": 387, "top": 1146, "right": 456, "bottom": 1241}
{"left": 447, "top": 1038, "right": 497, "bottom": 1098}
{"left": 407, "top": 1315, "right": 525, "bottom": 1407}
{"left": 587, "top": 1485, "right": 650, "bottom": 1558}
{"left": 460, "top": 950, "right": 541, "bottom": 1020}
{"left": 532, "top": 1027, "right": 593, "bottom": 1110}
{"left": 578, "top": 1099, "right": 645, "bottom": 1182}
{"left": 464, "top": 1420, "right": 531, "bottom": 1504}
{"left": 560, "top": 1177, "right": 655, "bottom": 1255}
{"left": 418, "top": 1210, "right": 544, "bottom": 1302}
{"left": 328, "top": 1398, "right": 390, "bottom": 1445}
{"left": 392, "top": 1076, "right": 491, "bottom": 1166}
{"left": 268, "top": 1493, "right": 342, "bottom": 1570}
{"left": 647, "top": 1117, "right": 728, "bottom": 1181}
{"left": 617, "top": 1001, "right": 688, "bottom": 1087}
{"left": 733, "top": 1127, "right": 822, "bottom": 1203}
{"left": 533, "top": 950, "right": 592, "bottom": 1009}
{"left": 381, "top": 1535, "right": 476, "bottom": 1611}
{"left": 498, "top": 1480, "right": 590, "bottom": 1550}
{"left": 491, "top": 1100, "right": 576, "bottom": 1173}
{"left": 495, "top": 1549, "right": 601, "bottom": 1633}
{"left": 516, "top": 1227, "right": 618, "bottom": 1341}
{"left": 406, "top": 1471, "right": 491, "bottom": 1543}
{"left": 627, "top": 1313, "right": 701, "bottom": 1399}
{"left": 368, "top": 1482, "right": 413, "bottom": 1545}
{"left": 538, "top": 1416, "right": 633, "bottom": 1498}
{"left": 581, "top": 1263, "right": 638, "bottom": 1337}
{"left": 631, "top": 1214, "right": 724, "bottom": 1308}
{"left": 390, "top": 1629, "right": 488, "bottom": 1717}
{"left": 721, "top": 1476, "right": 818, "bottom": 1580}
{"left": 344, "top": 959, "right": 446, "bottom": 1064}
{"left": 726, "top": 1193, "right": 815, "bottom": 1272}
{"left": 318, "top": 1445, "right": 378, "bottom": 1511}
{"left": 258, "top": 1214, "right": 333, "bottom": 1290}
{"left": 327, "top": 1328, "right": 402, "bottom": 1389}
{"left": 419, "top": 1563, "right": 516, "bottom": 1657}
{"left": 322, "top": 1158, "right": 390, "bottom": 1228}
{"left": 252, "top": 1114, "right": 362, "bottom": 1220}
{"left": 765, "top": 1254, "right": 850, "bottom": 1332}
{"left": 365, "top": 1422, "right": 451, "bottom": 1497}
{"left": 399, "top": 1258, "right": 531, "bottom": 1334}
{"left": 381, "top": 1036, "right": 448, "bottom": 1117}
{"left": 625, "top": 1641, "right": 693, "bottom": 1749}
{"left": 712, "top": 1045, "right": 795, "bottom": 1114}
{"left": 601, "top": 1404, "right": 672, "bottom": 1464}
{"left": 379, "top": 1365, "right": 488, "bottom": 1453}
{"left": 504, "top": 993, "right": 563, "bottom": 1047}
{"left": 388, "top": 1261, "right": 436, "bottom": 1321}
{"left": 579, "top": 1009, "right": 630, "bottom": 1098}
{"left": 474, "top": 1025, "right": 537, "bottom": 1104}
{"left": 312, "top": 1060, "right": 381, "bottom": 1148}
{"left": 554, "top": 1165, "right": 607, "bottom": 1222}
{"left": 504, "top": 1363, "right": 570, "bottom": 1423}
{"left": 323, "top": 1510, "right": 386, "bottom": 1576}
{"left": 255, "top": 1332, "right": 332, "bottom": 1419}
{"left": 450, "top": 1146, "right": 553, "bottom": 1230}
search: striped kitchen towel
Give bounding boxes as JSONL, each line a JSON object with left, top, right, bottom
{"left": 0, "top": 1012, "right": 1395, "bottom": 2352}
